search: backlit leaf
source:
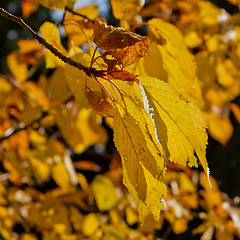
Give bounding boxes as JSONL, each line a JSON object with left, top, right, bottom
{"left": 113, "top": 95, "right": 166, "bottom": 222}
{"left": 39, "top": 0, "right": 65, "bottom": 10}
{"left": 21, "top": 0, "right": 39, "bottom": 18}
{"left": 111, "top": 0, "right": 145, "bottom": 21}
{"left": 40, "top": 22, "right": 67, "bottom": 68}
{"left": 7, "top": 51, "right": 28, "bottom": 82}
{"left": 136, "top": 18, "right": 202, "bottom": 105}
{"left": 52, "top": 161, "right": 71, "bottom": 188}
{"left": 92, "top": 175, "right": 118, "bottom": 211}
{"left": 50, "top": 105, "right": 84, "bottom": 153}
{"left": 82, "top": 213, "right": 100, "bottom": 236}
{"left": 137, "top": 76, "right": 208, "bottom": 175}
{"left": 64, "top": 5, "right": 98, "bottom": 46}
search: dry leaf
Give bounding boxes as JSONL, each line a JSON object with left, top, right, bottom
{"left": 93, "top": 19, "right": 150, "bottom": 67}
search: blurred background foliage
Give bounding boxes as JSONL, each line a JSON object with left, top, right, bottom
{"left": 1, "top": 0, "right": 240, "bottom": 239}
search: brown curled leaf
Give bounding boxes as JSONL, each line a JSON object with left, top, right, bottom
{"left": 85, "top": 88, "right": 114, "bottom": 117}
{"left": 93, "top": 19, "right": 150, "bottom": 67}
{"left": 108, "top": 69, "right": 139, "bottom": 82}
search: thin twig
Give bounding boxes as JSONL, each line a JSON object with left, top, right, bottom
{"left": 0, "top": 8, "right": 91, "bottom": 74}
{"left": 65, "top": 6, "right": 95, "bottom": 23}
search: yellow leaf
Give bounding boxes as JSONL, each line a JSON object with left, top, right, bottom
{"left": 113, "top": 95, "right": 166, "bottom": 222}
{"left": 0, "top": 78, "right": 12, "bottom": 93}
{"left": 28, "top": 198, "right": 71, "bottom": 230}
{"left": 50, "top": 105, "right": 84, "bottom": 153}
{"left": 64, "top": 5, "right": 98, "bottom": 46}
{"left": 111, "top": 0, "right": 144, "bottom": 23}
{"left": 136, "top": 18, "right": 203, "bottom": 105}
{"left": 39, "top": 0, "right": 65, "bottom": 10}
{"left": 208, "top": 110, "right": 233, "bottom": 145}
{"left": 126, "top": 206, "right": 138, "bottom": 226}
{"left": 199, "top": 172, "right": 222, "bottom": 208}
{"left": 92, "top": 175, "right": 118, "bottom": 211}
{"left": 179, "top": 172, "right": 196, "bottom": 193}
{"left": 82, "top": 213, "right": 100, "bottom": 236}
{"left": 138, "top": 76, "right": 209, "bottom": 175}
{"left": 7, "top": 51, "right": 28, "bottom": 82}
{"left": 76, "top": 108, "right": 108, "bottom": 147}
{"left": 172, "top": 218, "right": 188, "bottom": 234}
{"left": 52, "top": 162, "right": 71, "bottom": 188}
{"left": 199, "top": 1, "right": 221, "bottom": 27}
{"left": 65, "top": 0, "right": 76, "bottom": 9}
{"left": 47, "top": 67, "right": 72, "bottom": 106}
{"left": 24, "top": 81, "right": 50, "bottom": 111}
{"left": 216, "top": 59, "right": 237, "bottom": 87}
{"left": 196, "top": 52, "right": 216, "bottom": 91}
{"left": 18, "top": 101, "right": 42, "bottom": 126}
{"left": 64, "top": 52, "right": 90, "bottom": 108}
{"left": 65, "top": 49, "right": 115, "bottom": 116}
{"left": 184, "top": 31, "right": 202, "bottom": 49}
{"left": 230, "top": 102, "right": 240, "bottom": 124}
{"left": 40, "top": 22, "right": 67, "bottom": 68}
{"left": 21, "top": 234, "right": 38, "bottom": 240}
{"left": 28, "top": 151, "right": 50, "bottom": 181}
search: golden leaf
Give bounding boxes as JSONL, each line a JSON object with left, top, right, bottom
{"left": 40, "top": 22, "right": 67, "bottom": 68}
{"left": 136, "top": 18, "right": 203, "bottom": 106}
{"left": 52, "top": 162, "right": 71, "bottom": 188}
{"left": 21, "top": 0, "right": 39, "bottom": 18}
{"left": 111, "top": 0, "right": 145, "bottom": 21}
{"left": 7, "top": 51, "right": 28, "bottom": 82}
{"left": 113, "top": 95, "right": 166, "bottom": 222}
{"left": 82, "top": 213, "right": 100, "bottom": 236}
{"left": 64, "top": 5, "right": 98, "bottom": 46}
{"left": 137, "top": 76, "right": 208, "bottom": 175}
{"left": 50, "top": 105, "right": 84, "bottom": 153}
{"left": 92, "top": 175, "right": 118, "bottom": 211}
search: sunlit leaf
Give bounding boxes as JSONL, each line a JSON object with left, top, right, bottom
{"left": 52, "top": 161, "right": 71, "bottom": 188}
{"left": 7, "top": 51, "right": 28, "bottom": 82}
{"left": 39, "top": 0, "right": 65, "bottom": 10}
{"left": 64, "top": 5, "right": 98, "bottom": 46}
{"left": 111, "top": 0, "right": 145, "bottom": 21}
{"left": 92, "top": 175, "right": 118, "bottom": 211}
{"left": 137, "top": 76, "right": 208, "bottom": 175}
{"left": 82, "top": 213, "right": 100, "bottom": 236}
{"left": 50, "top": 105, "right": 85, "bottom": 153}
{"left": 136, "top": 18, "right": 203, "bottom": 105}
{"left": 21, "top": 0, "right": 39, "bottom": 18}
{"left": 40, "top": 22, "right": 67, "bottom": 68}
{"left": 113, "top": 95, "right": 166, "bottom": 222}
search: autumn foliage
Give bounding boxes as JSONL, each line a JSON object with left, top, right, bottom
{"left": 0, "top": 0, "right": 240, "bottom": 239}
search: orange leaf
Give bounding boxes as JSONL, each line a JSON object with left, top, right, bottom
{"left": 93, "top": 20, "right": 150, "bottom": 67}
{"left": 230, "top": 102, "right": 240, "bottom": 124}
{"left": 21, "top": 0, "right": 39, "bottom": 18}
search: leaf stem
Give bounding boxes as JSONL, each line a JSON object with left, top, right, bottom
{"left": 130, "top": 22, "right": 148, "bottom": 32}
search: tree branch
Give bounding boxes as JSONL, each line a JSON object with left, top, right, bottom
{"left": 0, "top": 8, "right": 94, "bottom": 75}
{"left": 65, "top": 6, "right": 95, "bottom": 23}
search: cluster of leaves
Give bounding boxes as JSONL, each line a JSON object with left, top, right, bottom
{"left": 0, "top": 0, "right": 240, "bottom": 239}
{"left": 140, "top": 0, "right": 240, "bottom": 144}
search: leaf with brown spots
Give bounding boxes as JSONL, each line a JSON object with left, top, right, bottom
{"left": 93, "top": 19, "right": 150, "bottom": 67}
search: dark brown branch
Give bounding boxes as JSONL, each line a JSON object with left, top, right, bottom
{"left": 65, "top": 6, "right": 95, "bottom": 23}
{"left": 0, "top": 8, "right": 92, "bottom": 75}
